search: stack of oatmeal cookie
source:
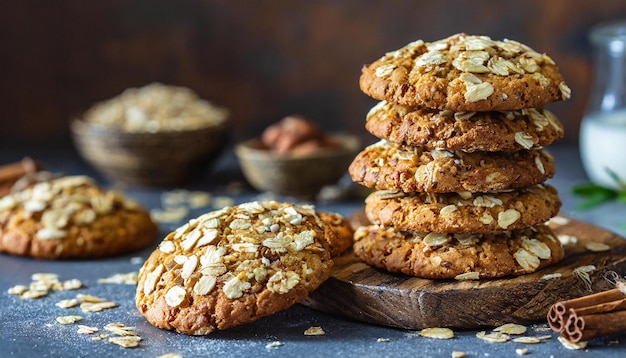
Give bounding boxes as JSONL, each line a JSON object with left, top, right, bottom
{"left": 349, "top": 33, "right": 571, "bottom": 280}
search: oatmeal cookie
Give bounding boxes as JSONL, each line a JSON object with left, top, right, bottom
{"left": 353, "top": 224, "right": 564, "bottom": 279}
{"left": 136, "top": 201, "right": 333, "bottom": 335}
{"left": 364, "top": 185, "right": 561, "bottom": 234}
{"left": 359, "top": 33, "right": 570, "bottom": 111}
{"left": 0, "top": 175, "right": 158, "bottom": 259}
{"left": 365, "top": 101, "right": 564, "bottom": 152}
{"left": 319, "top": 211, "right": 354, "bottom": 257}
{"left": 349, "top": 140, "right": 554, "bottom": 193}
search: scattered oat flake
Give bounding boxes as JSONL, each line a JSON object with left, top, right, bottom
{"left": 158, "top": 354, "right": 184, "bottom": 358}
{"left": 265, "top": 341, "right": 283, "bottom": 349}
{"left": 512, "top": 336, "right": 541, "bottom": 344}
{"left": 535, "top": 335, "right": 552, "bottom": 340}
{"left": 21, "top": 290, "right": 48, "bottom": 299}
{"left": 77, "top": 294, "right": 107, "bottom": 303}
{"left": 213, "top": 196, "right": 235, "bottom": 208}
{"left": 586, "top": 242, "right": 610, "bottom": 252}
{"left": 130, "top": 256, "right": 144, "bottom": 264}
{"left": 533, "top": 326, "right": 552, "bottom": 332}
{"left": 377, "top": 338, "right": 390, "bottom": 342}
{"left": 109, "top": 335, "right": 141, "bottom": 348}
{"left": 541, "top": 273, "right": 562, "bottom": 280}
{"left": 573, "top": 265, "right": 595, "bottom": 291}
{"left": 151, "top": 207, "right": 189, "bottom": 223}
{"left": 420, "top": 327, "right": 454, "bottom": 339}
{"left": 451, "top": 351, "right": 466, "bottom": 358}
{"left": 92, "top": 334, "right": 109, "bottom": 341}
{"left": 32, "top": 273, "right": 59, "bottom": 281}
{"left": 304, "top": 326, "right": 325, "bottom": 336}
{"left": 493, "top": 323, "right": 527, "bottom": 335}
{"left": 30, "top": 280, "right": 54, "bottom": 292}
{"left": 7, "top": 285, "right": 28, "bottom": 295}
{"left": 56, "top": 298, "right": 79, "bottom": 308}
{"left": 557, "top": 234, "right": 578, "bottom": 245}
{"left": 476, "top": 331, "right": 510, "bottom": 343}
{"left": 77, "top": 325, "right": 99, "bottom": 334}
{"left": 98, "top": 272, "right": 138, "bottom": 285}
{"left": 80, "top": 301, "right": 118, "bottom": 312}
{"left": 516, "top": 348, "right": 529, "bottom": 355}
{"left": 188, "top": 191, "right": 212, "bottom": 208}
{"left": 558, "top": 336, "right": 587, "bottom": 349}
{"left": 104, "top": 323, "right": 137, "bottom": 336}
{"left": 56, "top": 315, "right": 83, "bottom": 324}
{"left": 62, "top": 279, "right": 83, "bottom": 290}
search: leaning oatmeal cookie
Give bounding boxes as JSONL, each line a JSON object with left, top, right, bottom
{"left": 349, "top": 140, "right": 554, "bottom": 193}
{"left": 319, "top": 211, "right": 354, "bottom": 257}
{"left": 364, "top": 185, "right": 561, "bottom": 234}
{"left": 360, "top": 33, "right": 571, "bottom": 111}
{"left": 136, "top": 201, "right": 333, "bottom": 335}
{"left": 365, "top": 101, "right": 564, "bottom": 152}
{"left": 353, "top": 224, "right": 564, "bottom": 279}
{"left": 0, "top": 175, "right": 158, "bottom": 259}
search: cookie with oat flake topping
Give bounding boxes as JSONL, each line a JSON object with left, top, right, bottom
{"left": 363, "top": 185, "right": 561, "bottom": 234}
{"left": 349, "top": 140, "right": 555, "bottom": 193}
{"left": 359, "top": 33, "right": 570, "bottom": 111}
{"left": 353, "top": 224, "right": 564, "bottom": 279}
{"left": 0, "top": 175, "right": 157, "bottom": 259}
{"left": 365, "top": 101, "right": 564, "bottom": 152}
{"left": 136, "top": 201, "right": 334, "bottom": 335}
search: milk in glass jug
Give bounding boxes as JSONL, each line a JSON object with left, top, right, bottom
{"left": 580, "top": 20, "right": 626, "bottom": 189}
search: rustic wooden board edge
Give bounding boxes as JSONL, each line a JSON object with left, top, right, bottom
{"left": 302, "top": 218, "right": 626, "bottom": 330}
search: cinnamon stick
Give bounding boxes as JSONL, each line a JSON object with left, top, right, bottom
{"left": 564, "top": 309, "right": 626, "bottom": 343}
{"left": 0, "top": 157, "right": 43, "bottom": 196}
{"left": 547, "top": 288, "right": 625, "bottom": 332}
{"left": 548, "top": 285, "right": 626, "bottom": 343}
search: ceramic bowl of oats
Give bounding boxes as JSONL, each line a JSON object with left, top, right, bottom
{"left": 72, "top": 83, "right": 229, "bottom": 186}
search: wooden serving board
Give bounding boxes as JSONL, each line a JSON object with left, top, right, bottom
{"left": 302, "top": 216, "right": 626, "bottom": 329}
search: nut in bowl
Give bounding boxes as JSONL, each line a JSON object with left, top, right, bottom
{"left": 71, "top": 83, "right": 229, "bottom": 186}
{"left": 235, "top": 115, "right": 360, "bottom": 197}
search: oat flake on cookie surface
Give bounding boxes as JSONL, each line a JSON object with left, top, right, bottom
{"left": 135, "top": 201, "right": 333, "bottom": 335}
{"left": 359, "top": 33, "right": 570, "bottom": 111}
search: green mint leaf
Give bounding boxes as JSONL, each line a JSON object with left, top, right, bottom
{"left": 572, "top": 183, "right": 617, "bottom": 197}
{"left": 605, "top": 167, "right": 626, "bottom": 190}
{"left": 575, "top": 191, "right": 618, "bottom": 211}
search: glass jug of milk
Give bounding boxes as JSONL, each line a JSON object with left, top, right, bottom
{"left": 580, "top": 20, "right": 626, "bottom": 190}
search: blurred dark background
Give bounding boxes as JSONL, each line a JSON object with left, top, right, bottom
{"left": 2, "top": 0, "right": 626, "bottom": 150}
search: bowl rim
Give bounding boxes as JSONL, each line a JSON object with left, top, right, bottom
{"left": 235, "top": 133, "right": 360, "bottom": 161}
{"left": 71, "top": 117, "right": 229, "bottom": 137}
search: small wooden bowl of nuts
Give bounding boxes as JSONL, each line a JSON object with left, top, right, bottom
{"left": 235, "top": 115, "right": 360, "bottom": 197}
{"left": 72, "top": 83, "right": 229, "bottom": 186}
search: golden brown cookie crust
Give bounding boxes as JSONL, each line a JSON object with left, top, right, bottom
{"left": 365, "top": 101, "right": 564, "bottom": 152}
{"left": 319, "top": 211, "right": 354, "bottom": 257}
{"left": 353, "top": 224, "right": 564, "bottom": 279}
{"left": 0, "top": 176, "right": 158, "bottom": 259}
{"left": 364, "top": 185, "right": 561, "bottom": 234}
{"left": 136, "top": 201, "right": 333, "bottom": 335}
{"left": 349, "top": 141, "right": 555, "bottom": 193}
{"left": 359, "top": 34, "right": 570, "bottom": 111}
